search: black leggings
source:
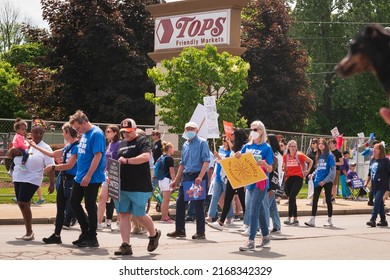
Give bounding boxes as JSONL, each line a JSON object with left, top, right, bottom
{"left": 220, "top": 181, "right": 245, "bottom": 224}
{"left": 106, "top": 199, "right": 114, "bottom": 220}
{"left": 312, "top": 182, "right": 333, "bottom": 217}
{"left": 285, "top": 176, "right": 303, "bottom": 218}
{"left": 55, "top": 181, "right": 69, "bottom": 235}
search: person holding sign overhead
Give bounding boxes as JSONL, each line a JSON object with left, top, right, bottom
{"left": 167, "top": 121, "right": 210, "bottom": 240}
{"left": 238, "top": 120, "right": 274, "bottom": 251}
{"left": 114, "top": 118, "right": 161, "bottom": 255}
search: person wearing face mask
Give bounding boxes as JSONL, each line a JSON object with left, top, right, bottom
{"left": 238, "top": 120, "right": 274, "bottom": 251}
{"left": 167, "top": 122, "right": 210, "bottom": 240}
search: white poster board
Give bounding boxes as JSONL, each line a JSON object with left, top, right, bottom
{"left": 183, "top": 104, "right": 208, "bottom": 139}
{"left": 203, "top": 96, "right": 220, "bottom": 139}
{"left": 330, "top": 127, "right": 340, "bottom": 138}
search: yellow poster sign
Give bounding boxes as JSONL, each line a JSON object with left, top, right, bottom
{"left": 219, "top": 153, "right": 268, "bottom": 189}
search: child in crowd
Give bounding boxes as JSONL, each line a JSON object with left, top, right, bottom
{"left": 346, "top": 162, "right": 367, "bottom": 201}
{"left": 10, "top": 118, "right": 30, "bottom": 171}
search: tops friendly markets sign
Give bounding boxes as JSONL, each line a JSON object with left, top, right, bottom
{"left": 155, "top": 9, "right": 231, "bottom": 51}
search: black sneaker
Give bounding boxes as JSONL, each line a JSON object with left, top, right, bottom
{"left": 271, "top": 228, "right": 281, "bottom": 233}
{"left": 42, "top": 234, "right": 62, "bottom": 244}
{"left": 114, "top": 243, "right": 133, "bottom": 255}
{"left": 366, "top": 220, "right": 376, "bottom": 227}
{"left": 147, "top": 229, "right": 161, "bottom": 252}
{"left": 78, "top": 235, "right": 99, "bottom": 248}
{"left": 192, "top": 233, "right": 206, "bottom": 240}
{"left": 368, "top": 201, "right": 374, "bottom": 206}
{"left": 167, "top": 231, "right": 186, "bottom": 238}
{"left": 72, "top": 233, "right": 88, "bottom": 245}
{"left": 185, "top": 216, "right": 195, "bottom": 222}
{"left": 377, "top": 220, "right": 388, "bottom": 227}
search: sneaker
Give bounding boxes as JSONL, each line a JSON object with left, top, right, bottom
{"left": 291, "top": 220, "right": 299, "bottom": 226}
{"left": 226, "top": 218, "right": 233, "bottom": 226}
{"left": 185, "top": 216, "right": 195, "bottom": 222}
{"left": 306, "top": 201, "right": 313, "bottom": 206}
{"left": 284, "top": 219, "right": 292, "bottom": 226}
{"left": 167, "top": 231, "right": 186, "bottom": 238}
{"left": 324, "top": 218, "right": 333, "bottom": 227}
{"left": 114, "top": 243, "right": 133, "bottom": 256}
{"left": 192, "top": 233, "right": 206, "bottom": 240}
{"left": 241, "top": 227, "right": 250, "bottom": 236}
{"left": 62, "top": 224, "right": 70, "bottom": 230}
{"left": 77, "top": 235, "right": 99, "bottom": 248}
{"left": 239, "top": 240, "right": 255, "bottom": 251}
{"left": 368, "top": 201, "right": 374, "bottom": 206}
{"left": 111, "top": 222, "right": 120, "bottom": 232}
{"left": 207, "top": 221, "right": 224, "bottom": 231}
{"left": 305, "top": 217, "right": 315, "bottom": 227}
{"left": 377, "top": 220, "right": 388, "bottom": 227}
{"left": 42, "top": 234, "right": 62, "bottom": 244}
{"left": 366, "top": 219, "right": 376, "bottom": 227}
{"left": 271, "top": 228, "right": 281, "bottom": 233}
{"left": 233, "top": 215, "right": 241, "bottom": 221}
{"left": 97, "top": 223, "right": 104, "bottom": 231}
{"left": 132, "top": 227, "right": 147, "bottom": 235}
{"left": 283, "top": 201, "right": 289, "bottom": 205}
{"left": 34, "top": 198, "right": 45, "bottom": 205}
{"left": 72, "top": 233, "right": 88, "bottom": 245}
{"left": 205, "top": 216, "right": 213, "bottom": 224}
{"left": 147, "top": 229, "right": 161, "bottom": 252}
{"left": 237, "top": 224, "right": 248, "bottom": 232}
{"left": 331, "top": 198, "right": 336, "bottom": 204}
{"left": 256, "top": 236, "right": 271, "bottom": 248}
{"left": 357, "top": 196, "right": 367, "bottom": 201}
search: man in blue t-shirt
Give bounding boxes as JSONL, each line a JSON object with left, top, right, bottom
{"left": 69, "top": 110, "right": 106, "bottom": 248}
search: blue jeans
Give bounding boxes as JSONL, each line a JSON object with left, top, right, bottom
{"left": 259, "top": 190, "right": 269, "bottom": 236}
{"left": 244, "top": 189, "right": 252, "bottom": 225}
{"left": 340, "top": 174, "right": 351, "bottom": 198}
{"left": 249, "top": 187, "right": 268, "bottom": 240}
{"left": 269, "top": 192, "right": 281, "bottom": 230}
{"left": 176, "top": 172, "right": 206, "bottom": 234}
{"left": 371, "top": 189, "right": 386, "bottom": 221}
{"left": 207, "top": 180, "right": 233, "bottom": 219}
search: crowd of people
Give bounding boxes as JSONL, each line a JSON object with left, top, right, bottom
{"left": 7, "top": 112, "right": 390, "bottom": 254}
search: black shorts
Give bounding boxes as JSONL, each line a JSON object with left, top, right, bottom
{"left": 14, "top": 182, "right": 39, "bottom": 203}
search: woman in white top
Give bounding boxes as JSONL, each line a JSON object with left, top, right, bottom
{"left": 13, "top": 121, "right": 55, "bottom": 241}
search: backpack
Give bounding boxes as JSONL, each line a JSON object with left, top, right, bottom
{"left": 154, "top": 155, "right": 168, "bottom": 180}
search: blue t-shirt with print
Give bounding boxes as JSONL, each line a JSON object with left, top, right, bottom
{"left": 241, "top": 142, "right": 274, "bottom": 190}
{"left": 75, "top": 125, "right": 106, "bottom": 184}
{"left": 215, "top": 147, "right": 231, "bottom": 183}
{"left": 314, "top": 153, "right": 335, "bottom": 187}
{"left": 63, "top": 143, "right": 79, "bottom": 176}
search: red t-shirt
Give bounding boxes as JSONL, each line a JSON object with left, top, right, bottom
{"left": 283, "top": 152, "right": 308, "bottom": 178}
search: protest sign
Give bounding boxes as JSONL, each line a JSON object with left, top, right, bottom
{"left": 183, "top": 180, "right": 207, "bottom": 201}
{"left": 331, "top": 127, "right": 340, "bottom": 138}
{"left": 223, "top": 121, "right": 234, "bottom": 138}
{"left": 219, "top": 153, "right": 268, "bottom": 189}
{"left": 107, "top": 158, "right": 121, "bottom": 200}
{"left": 203, "top": 96, "right": 220, "bottom": 139}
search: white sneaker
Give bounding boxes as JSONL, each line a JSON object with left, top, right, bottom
{"left": 205, "top": 216, "right": 213, "bottom": 224}
{"left": 226, "top": 218, "right": 233, "bottom": 226}
{"left": 305, "top": 217, "right": 315, "bottom": 227}
{"left": 237, "top": 224, "right": 248, "bottom": 232}
{"left": 324, "top": 218, "right": 333, "bottom": 227}
{"left": 357, "top": 196, "right": 367, "bottom": 201}
{"left": 306, "top": 201, "right": 313, "bottom": 206}
{"left": 111, "top": 222, "right": 120, "bottom": 232}
{"left": 97, "top": 223, "right": 104, "bottom": 231}
{"left": 241, "top": 227, "right": 250, "bottom": 236}
{"left": 207, "top": 221, "right": 224, "bottom": 231}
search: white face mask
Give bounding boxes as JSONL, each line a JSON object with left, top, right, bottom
{"left": 250, "top": 130, "right": 260, "bottom": 140}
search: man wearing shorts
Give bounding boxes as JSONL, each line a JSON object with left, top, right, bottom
{"left": 114, "top": 118, "right": 161, "bottom": 255}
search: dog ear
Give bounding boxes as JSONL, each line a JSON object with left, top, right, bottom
{"left": 366, "top": 24, "right": 390, "bottom": 40}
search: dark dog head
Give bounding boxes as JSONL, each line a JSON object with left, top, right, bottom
{"left": 336, "top": 24, "right": 390, "bottom": 78}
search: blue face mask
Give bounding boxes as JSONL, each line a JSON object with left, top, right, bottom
{"left": 185, "top": 131, "right": 196, "bottom": 140}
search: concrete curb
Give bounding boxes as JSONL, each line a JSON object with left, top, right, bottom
{"left": 0, "top": 209, "right": 373, "bottom": 226}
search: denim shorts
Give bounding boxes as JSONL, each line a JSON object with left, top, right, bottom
{"left": 115, "top": 190, "right": 152, "bottom": 217}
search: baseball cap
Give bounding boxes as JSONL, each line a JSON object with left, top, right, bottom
{"left": 185, "top": 121, "right": 198, "bottom": 129}
{"left": 120, "top": 118, "right": 136, "bottom": 133}
{"left": 350, "top": 162, "right": 357, "bottom": 166}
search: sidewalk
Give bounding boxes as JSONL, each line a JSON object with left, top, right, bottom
{"left": 0, "top": 198, "right": 374, "bottom": 225}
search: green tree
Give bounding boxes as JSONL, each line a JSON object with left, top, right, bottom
{"left": 290, "top": 0, "right": 390, "bottom": 139}
{"left": 0, "top": 60, "right": 23, "bottom": 117}
{"left": 240, "top": 0, "right": 314, "bottom": 131}
{"left": 36, "top": 0, "right": 158, "bottom": 123}
{"left": 145, "top": 44, "right": 250, "bottom": 134}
